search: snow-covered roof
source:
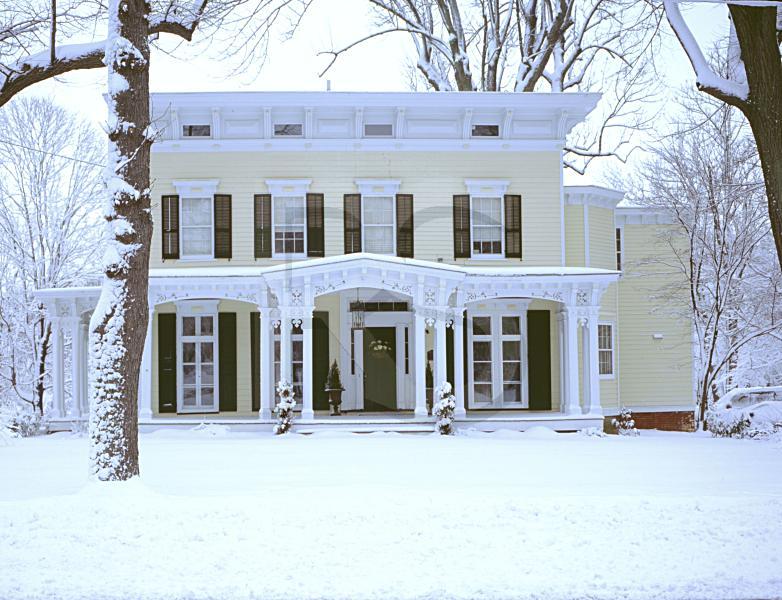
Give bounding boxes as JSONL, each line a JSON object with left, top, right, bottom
{"left": 564, "top": 186, "right": 625, "bottom": 210}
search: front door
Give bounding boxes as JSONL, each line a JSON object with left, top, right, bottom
{"left": 363, "top": 327, "right": 397, "bottom": 411}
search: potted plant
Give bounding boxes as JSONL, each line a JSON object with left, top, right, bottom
{"left": 324, "top": 360, "right": 345, "bottom": 416}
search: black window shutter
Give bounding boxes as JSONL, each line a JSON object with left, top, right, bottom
{"left": 250, "top": 311, "right": 260, "bottom": 412}
{"left": 453, "top": 194, "right": 471, "bottom": 258}
{"left": 396, "top": 194, "right": 414, "bottom": 258}
{"left": 161, "top": 195, "right": 180, "bottom": 260}
{"left": 527, "top": 310, "right": 551, "bottom": 410}
{"left": 218, "top": 312, "right": 237, "bottom": 412}
{"left": 306, "top": 193, "right": 325, "bottom": 257}
{"left": 157, "top": 313, "right": 177, "bottom": 413}
{"left": 504, "top": 194, "right": 522, "bottom": 259}
{"left": 214, "top": 194, "right": 232, "bottom": 259}
{"left": 344, "top": 193, "right": 362, "bottom": 253}
{"left": 254, "top": 194, "right": 272, "bottom": 258}
{"left": 313, "top": 311, "right": 330, "bottom": 411}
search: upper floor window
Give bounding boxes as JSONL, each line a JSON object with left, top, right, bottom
{"left": 364, "top": 123, "right": 393, "bottom": 137}
{"left": 181, "top": 197, "right": 213, "bottom": 258}
{"left": 362, "top": 195, "right": 395, "bottom": 254}
{"left": 598, "top": 323, "right": 614, "bottom": 376}
{"left": 182, "top": 124, "right": 211, "bottom": 138}
{"left": 471, "top": 196, "right": 503, "bottom": 257}
{"left": 615, "top": 227, "right": 623, "bottom": 271}
{"left": 471, "top": 124, "right": 499, "bottom": 137}
{"left": 273, "top": 195, "right": 306, "bottom": 256}
{"left": 274, "top": 123, "right": 303, "bottom": 137}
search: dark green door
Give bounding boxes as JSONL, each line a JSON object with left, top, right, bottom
{"left": 363, "top": 327, "right": 397, "bottom": 411}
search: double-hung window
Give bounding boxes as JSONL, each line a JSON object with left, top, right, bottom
{"left": 362, "top": 195, "right": 395, "bottom": 254}
{"left": 273, "top": 195, "right": 306, "bottom": 256}
{"left": 598, "top": 323, "right": 614, "bottom": 377}
{"left": 471, "top": 196, "right": 503, "bottom": 257}
{"left": 173, "top": 180, "right": 220, "bottom": 260}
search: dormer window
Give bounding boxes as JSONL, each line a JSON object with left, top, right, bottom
{"left": 274, "top": 123, "right": 303, "bottom": 137}
{"left": 471, "top": 124, "right": 499, "bottom": 137}
{"left": 364, "top": 123, "right": 393, "bottom": 137}
{"left": 182, "top": 125, "right": 211, "bottom": 138}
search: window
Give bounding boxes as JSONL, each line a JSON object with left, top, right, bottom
{"left": 362, "top": 195, "right": 395, "bottom": 254}
{"left": 180, "top": 196, "right": 213, "bottom": 258}
{"left": 471, "top": 124, "right": 499, "bottom": 137}
{"left": 364, "top": 123, "right": 393, "bottom": 137}
{"left": 471, "top": 196, "right": 503, "bottom": 256}
{"left": 274, "top": 323, "right": 304, "bottom": 403}
{"left": 471, "top": 316, "right": 493, "bottom": 405}
{"left": 180, "top": 314, "right": 217, "bottom": 412}
{"left": 273, "top": 195, "right": 306, "bottom": 256}
{"left": 182, "top": 124, "right": 211, "bottom": 137}
{"left": 615, "top": 227, "right": 623, "bottom": 271}
{"left": 598, "top": 323, "right": 614, "bottom": 376}
{"left": 501, "top": 316, "right": 522, "bottom": 405}
{"left": 274, "top": 123, "right": 303, "bottom": 136}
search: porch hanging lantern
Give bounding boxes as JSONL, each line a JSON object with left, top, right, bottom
{"left": 351, "top": 288, "right": 365, "bottom": 330}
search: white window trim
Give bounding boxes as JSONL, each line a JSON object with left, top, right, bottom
{"left": 173, "top": 180, "right": 219, "bottom": 261}
{"left": 598, "top": 321, "right": 615, "bottom": 380}
{"left": 470, "top": 196, "right": 505, "bottom": 260}
{"left": 266, "top": 179, "right": 311, "bottom": 259}
{"left": 355, "top": 180, "right": 401, "bottom": 256}
{"left": 464, "top": 180, "right": 509, "bottom": 260}
{"left": 176, "top": 300, "right": 220, "bottom": 414}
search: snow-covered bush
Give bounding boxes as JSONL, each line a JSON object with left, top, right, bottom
{"left": 706, "top": 387, "right": 782, "bottom": 439}
{"left": 0, "top": 402, "right": 44, "bottom": 438}
{"left": 433, "top": 381, "right": 456, "bottom": 436}
{"left": 579, "top": 427, "right": 607, "bottom": 438}
{"left": 273, "top": 380, "right": 296, "bottom": 435}
{"left": 611, "top": 407, "right": 639, "bottom": 436}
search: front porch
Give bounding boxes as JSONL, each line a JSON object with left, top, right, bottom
{"left": 37, "top": 254, "right": 618, "bottom": 433}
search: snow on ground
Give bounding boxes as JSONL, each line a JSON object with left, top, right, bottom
{"left": 1, "top": 429, "right": 781, "bottom": 600}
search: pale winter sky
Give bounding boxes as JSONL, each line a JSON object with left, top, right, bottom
{"left": 25, "top": 0, "right": 729, "bottom": 184}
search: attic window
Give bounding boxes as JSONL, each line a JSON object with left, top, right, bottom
{"left": 364, "top": 123, "right": 393, "bottom": 137}
{"left": 274, "top": 123, "right": 303, "bottom": 137}
{"left": 182, "top": 125, "right": 211, "bottom": 137}
{"left": 471, "top": 124, "right": 499, "bottom": 137}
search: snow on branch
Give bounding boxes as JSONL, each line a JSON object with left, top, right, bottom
{"left": 663, "top": 0, "right": 749, "bottom": 105}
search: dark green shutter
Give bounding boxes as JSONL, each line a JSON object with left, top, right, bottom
{"left": 453, "top": 195, "right": 471, "bottom": 258}
{"left": 218, "top": 312, "right": 237, "bottom": 412}
{"left": 161, "top": 195, "right": 179, "bottom": 260}
{"left": 307, "top": 193, "right": 325, "bottom": 257}
{"left": 446, "top": 325, "right": 454, "bottom": 386}
{"left": 504, "top": 194, "right": 522, "bottom": 259}
{"left": 344, "top": 194, "right": 362, "bottom": 253}
{"left": 254, "top": 194, "right": 272, "bottom": 258}
{"left": 313, "top": 311, "right": 330, "bottom": 411}
{"left": 157, "top": 313, "right": 177, "bottom": 413}
{"left": 250, "top": 312, "right": 260, "bottom": 412}
{"left": 214, "top": 194, "right": 232, "bottom": 259}
{"left": 396, "top": 194, "right": 414, "bottom": 258}
{"left": 527, "top": 310, "right": 551, "bottom": 410}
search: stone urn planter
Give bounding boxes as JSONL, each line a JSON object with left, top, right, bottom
{"left": 324, "top": 360, "right": 345, "bottom": 416}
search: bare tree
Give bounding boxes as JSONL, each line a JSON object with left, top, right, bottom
{"left": 1, "top": 0, "right": 310, "bottom": 480}
{"left": 664, "top": 0, "right": 782, "bottom": 274}
{"left": 0, "top": 96, "right": 102, "bottom": 418}
{"left": 630, "top": 87, "right": 782, "bottom": 428}
{"left": 319, "top": 0, "right": 665, "bottom": 173}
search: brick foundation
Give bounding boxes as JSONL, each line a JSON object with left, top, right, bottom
{"left": 604, "top": 411, "right": 696, "bottom": 433}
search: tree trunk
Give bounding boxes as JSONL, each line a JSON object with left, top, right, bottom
{"left": 88, "top": 0, "right": 152, "bottom": 481}
{"left": 37, "top": 320, "right": 51, "bottom": 415}
{"left": 730, "top": 6, "right": 782, "bottom": 272}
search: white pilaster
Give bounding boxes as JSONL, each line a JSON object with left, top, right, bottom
{"left": 559, "top": 308, "right": 581, "bottom": 415}
{"left": 51, "top": 318, "right": 65, "bottom": 419}
{"left": 67, "top": 317, "right": 82, "bottom": 418}
{"left": 301, "top": 312, "right": 314, "bottom": 420}
{"left": 584, "top": 309, "right": 602, "bottom": 415}
{"left": 434, "top": 316, "right": 447, "bottom": 387}
{"left": 79, "top": 321, "right": 89, "bottom": 415}
{"left": 280, "top": 310, "right": 292, "bottom": 383}
{"left": 413, "top": 311, "right": 427, "bottom": 417}
{"left": 138, "top": 307, "right": 153, "bottom": 420}
{"left": 259, "top": 308, "right": 273, "bottom": 420}
{"left": 452, "top": 311, "right": 466, "bottom": 418}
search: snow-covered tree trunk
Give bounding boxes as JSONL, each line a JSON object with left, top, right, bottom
{"left": 89, "top": 0, "right": 152, "bottom": 481}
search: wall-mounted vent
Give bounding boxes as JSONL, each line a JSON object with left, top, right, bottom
{"left": 182, "top": 124, "right": 211, "bottom": 137}
{"left": 471, "top": 124, "right": 499, "bottom": 137}
{"left": 364, "top": 123, "right": 393, "bottom": 137}
{"left": 274, "top": 123, "right": 303, "bottom": 136}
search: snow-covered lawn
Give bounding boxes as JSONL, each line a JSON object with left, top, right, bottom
{"left": 1, "top": 428, "right": 781, "bottom": 600}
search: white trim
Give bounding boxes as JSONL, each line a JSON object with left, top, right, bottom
{"left": 615, "top": 207, "right": 675, "bottom": 226}
{"left": 264, "top": 179, "right": 311, "bottom": 196}
{"left": 564, "top": 185, "right": 624, "bottom": 210}
{"left": 172, "top": 179, "right": 220, "bottom": 197}
{"left": 470, "top": 194, "right": 505, "bottom": 259}
{"left": 354, "top": 179, "right": 401, "bottom": 196}
{"left": 464, "top": 179, "right": 510, "bottom": 197}
{"left": 597, "top": 321, "right": 615, "bottom": 380}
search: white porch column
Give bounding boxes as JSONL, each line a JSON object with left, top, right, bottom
{"left": 280, "top": 309, "right": 292, "bottom": 383}
{"left": 51, "top": 318, "right": 65, "bottom": 419}
{"left": 559, "top": 307, "right": 581, "bottom": 415}
{"left": 434, "top": 315, "right": 447, "bottom": 388}
{"left": 452, "top": 310, "right": 466, "bottom": 418}
{"left": 413, "top": 310, "right": 428, "bottom": 417}
{"left": 138, "top": 307, "right": 154, "bottom": 421}
{"left": 259, "top": 307, "right": 273, "bottom": 420}
{"left": 79, "top": 320, "right": 89, "bottom": 415}
{"left": 68, "top": 317, "right": 82, "bottom": 418}
{"left": 301, "top": 311, "right": 315, "bottom": 420}
{"left": 583, "top": 308, "right": 602, "bottom": 415}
